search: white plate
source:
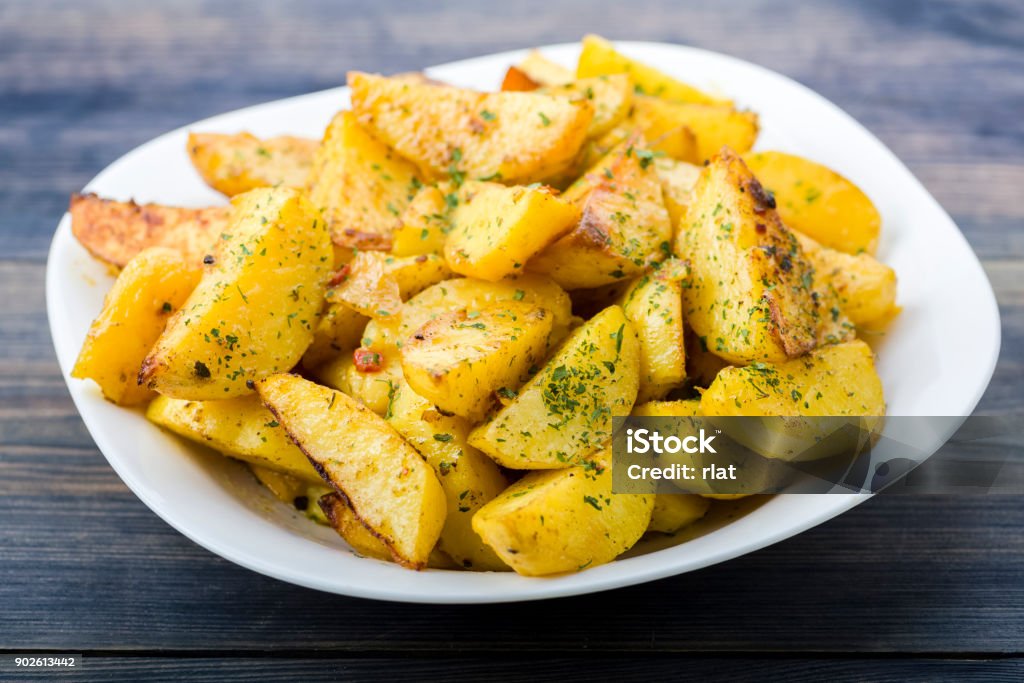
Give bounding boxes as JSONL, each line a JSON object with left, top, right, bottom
{"left": 47, "top": 42, "right": 1001, "bottom": 603}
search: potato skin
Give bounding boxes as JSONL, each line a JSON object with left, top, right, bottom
{"left": 318, "top": 492, "right": 393, "bottom": 561}
{"left": 678, "top": 148, "right": 829, "bottom": 364}
{"left": 146, "top": 393, "right": 322, "bottom": 482}
{"left": 140, "top": 188, "right": 331, "bottom": 399}
{"left": 72, "top": 247, "right": 199, "bottom": 405}
{"left": 257, "top": 373, "right": 446, "bottom": 569}
{"left": 349, "top": 71, "right": 593, "bottom": 184}
{"left": 69, "top": 193, "right": 229, "bottom": 268}
{"left": 699, "top": 340, "right": 885, "bottom": 417}
{"left": 401, "top": 302, "right": 554, "bottom": 421}
{"left": 469, "top": 305, "right": 640, "bottom": 469}
{"left": 745, "top": 151, "right": 881, "bottom": 255}
{"left": 472, "top": 449, "right": 654, "bottom": 576}
{"left": 445, "top": 181, "right": 580, "bottom": 281}
{"left": 576, "top": 34, "right": 728, "bottom": 105}
{"left": 187, "top": 132, "right": 317, "bottom": 196}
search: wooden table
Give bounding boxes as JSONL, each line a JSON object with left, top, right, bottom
{"left": 3, "top": 1, "right": 1022, "bottom": 679}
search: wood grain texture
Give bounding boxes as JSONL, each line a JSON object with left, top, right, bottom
{"left": 6, "top": 657, "right": 1022, "bottom": 683}
{"left": 1, "top": 0, "right": 1022, "bottom": 674}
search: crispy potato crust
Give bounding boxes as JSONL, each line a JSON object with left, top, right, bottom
{"left": 69, "top": 193, "right": 230, "bottom": 268}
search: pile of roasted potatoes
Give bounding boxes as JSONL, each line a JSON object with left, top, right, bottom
{"left": 69, "top": 36, "right": 896, "bottom": 575}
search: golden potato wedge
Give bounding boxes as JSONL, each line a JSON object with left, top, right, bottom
{"left": 684, "top": 330, "right": 731, "bottom": 388}
{"left": 395, "top": 275, "right": 575, "bottom": 353}
{"left": 445, "top": 181, "right": 580, "bottom": 281}
{"left": 530, "top": 142, "right": 673, "bottom": 289}
{"left": 745, "top": 151, "right": 881, "bottom": 255}
{"left": 653, "top": 157, "right": 702, "bottom": 231}
{"left": 677, "top": 148, "right": 831, "bottom": 364}
{"left": 72, "top": 248, "right": 199, "bottom": 405}
{"left": 349, "top": 71, "right": 594, "bottom": 184}
{"left": 469, "top": 305, "right": 639, "bottom": 469}
{"left": 631, "top": 398, "right": 700, "bottom": 417}
{"left": 538, "top": 74, "right": 634, "bottom": 139}
{"left": 140, "top": 188, "right": 331, "bottom": 399}
{"left": 312, "top": 348, "right": 403, "bottom": 416}
{"left": 472, "top": 449, "right": 654, "bottom": 575}
{"left": 514, "top": 49, "right": 575, "bottom": 86}
{"left": 796, "top": 233, "right": 898, "bottom": 327}
{"left": 648, "top": 494, "right": 711, "bottom": 533}
{"left": 617, "top": 258, "right": 689, "bottom": 402}
{"left": 631, "top": 96, "right": 759, "bottom": 164}
{"left": 390, "top": 185, "right": 453, "bottom": 257}
{"left": 700, "top": 340, "right": 885, "bottom": 417}
{"left": 387, "top": 382, "right": 509, "bottom": 570}
{"left": 327, "top": 251, "right": 451, "bottom": 320}
{"left": 146, "top": 393, "right": 321, "bottom": 482}
{"left": 318, "top": 492, "right": 393, "bottom": 561}
{"left": 576, "top": 35, "right": 729, "bottom": 105}
{"left": 69, "top": 193, "right": 229, "bottom": 269}
{"left": 257, "top": 373, "right": 446, "bottom": 569}
{"left": 306, "top": 110, "right": 423, "bottom": 252}
{"left": 401, "top": 302, "right": 554, "bottom": 421}
{"left": 301, "top": 303, "right": 369, "bottom": 370}
{"left": 186, "top": 132, "right": 317, "bottom": 196}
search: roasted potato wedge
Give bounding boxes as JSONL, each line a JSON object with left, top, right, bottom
{"left": 631, "top": 96, "right": 759, "bottom": 165}
{"left": 140, "top": 188, "right": 331, "bottom": 399}
{"left": 745, "top": 151, "right": 881, "bottom": 255}
{"left": 684, "top": 330, "right": 731, "bottom": 389}
{"left": 69, "top": 193, "right": 229, "bottom": 269}
{"left": 146, "top": 393, "right": 321, "bottom": 482}
{"left": 312, "top": 348, "right": 403, "bottom": 416}
{"left": 469, "top": 305, "right": 639, "bottom": 469}
{"left": 387, "top": 382, "right": 509, "bottom": 569}
{"left": 318, "top": 492, "right": 393, "bottom": 561}
{"left": 653, "top": 157, "right": 702, "bottom": 232}
{"left": 327, "top": 251, "right": 451, "bottom": 320}
{"left": 306, "top": 110, "right": 423, "bottom": 253}
{"left": 349, "top": 71, "right": 594, "bottom": 184}
{"left": 257, "top": 373, "right": 446, "bottom": 569}
{"left": 445, "top": 181, "right": 580, "bottom": 281}
{"left": 472, "top": 448, "right": 654, "bottom": 575}
{"left": 617, "top": 259, "right": 689, "bottom": 402}
{"left": 538, "top": 74, "right": 634, "bottom": 139}
{"left": 796, "top": 233, "right": 898, "bottom": 327}
{"left": 648, "top": 494, "right": 711, "bottom": 534}
{"left": 513, "top": 50, "right": 574, "bottom": 87}
{"left": 530, "top": 141, "right": 673, "bottom": 289}
{"left": 700, "top": 340, "right": 885, "bottom": 417}
{"left": 401, "top": 302, "right": 554, "bottom": 421}
{"left": 390, "top": 185, "right": 453, "bottom": 257}
{"left": 677, "top": 148, "right": 834, "bottom": 364}
{"left": 576, "top": 34, "right": 729, "bottom": 105}
{"left": 72, "top": 248, "right": 199, "bottom": 405}
{"left": 187, "top": 132, "right": 317, "bottom": 196}
{"left": 393, "top": 275, "right": 575, "bottom": 354}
